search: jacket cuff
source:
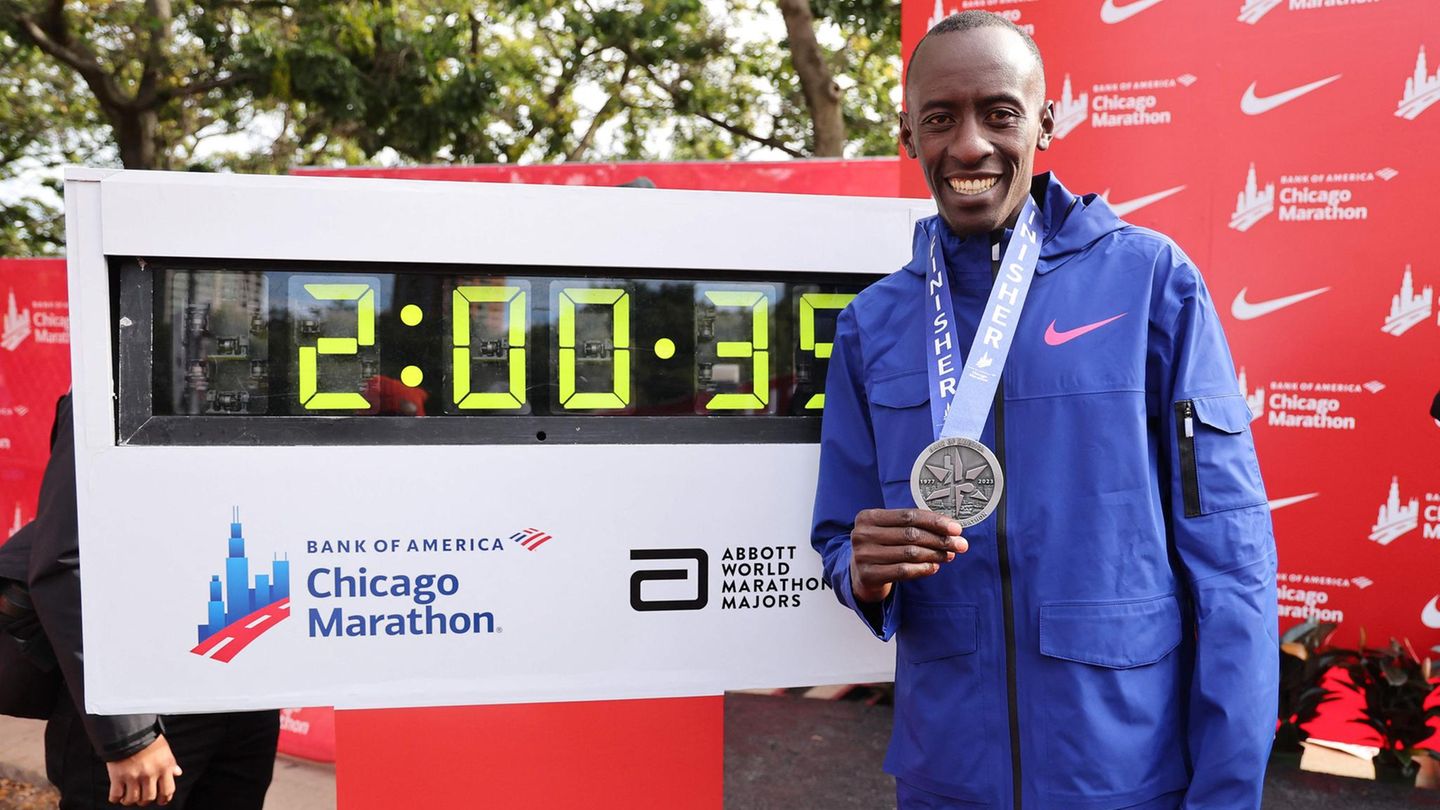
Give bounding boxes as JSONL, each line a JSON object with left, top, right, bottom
{"left": 835, "top": 541, "right": 899, "bottom": 641}
{"left": 95, "top": 717, "right": 161, "bottom": 762}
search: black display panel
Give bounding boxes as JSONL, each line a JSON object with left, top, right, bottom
{"left": 117, "top": 259, "right": 879, "bottom": 445}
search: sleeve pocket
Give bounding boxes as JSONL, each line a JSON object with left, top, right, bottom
{"left": 899, "top": 602, "right": 978, "bottom": 664}
{"left": 868, "top": 371, "right": 932, "bottom": 484}
{"left": 1039, "top": 594, "right": 1182, "bottom": 669}
{"left": 1176, "top": 394, "right": 1267, "bottom": 517}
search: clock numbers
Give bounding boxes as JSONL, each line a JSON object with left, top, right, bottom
{"left": 452, "top": 285, "right": 528, "bottom": 409}
{"left": 297, "top": 283, "right": 375, "bottom": 410}
{"left": 701, "top": 289, "right": 772, "bottom": 411}
{"left": 797, "top": 293, "right": 856, "bottom": 409}
{"left": 557, "top": 287, "right": 631, "bottom": 410}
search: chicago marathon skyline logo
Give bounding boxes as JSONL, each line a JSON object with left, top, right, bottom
{"left": 191, "top": 510, "right": 291, "bottom": 663}
{"left": 1369, "top": 477, "right": 1419, "bottom": 546}
{"left": 1382, "top": 266, "right": 1433, "bottom": 336}
{"left": 1052, "top": 72, "right": 1195, "bottom": 139}
{"left": 2, "top": 289, "right": 31, "bottom": 352}
{"left": 1229, "top": 163, "right": 1396, "bottom": 232}
{"left": 1398, "top": 45, "right": 1439, "bottom": 120}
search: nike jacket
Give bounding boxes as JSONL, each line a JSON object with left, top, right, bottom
{"left": 811, "top": 174, "right": 1279, "bottom": 809}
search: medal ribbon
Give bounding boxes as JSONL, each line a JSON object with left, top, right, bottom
{"left": 925, "top": 195, "right": 1044, "bottom": 441}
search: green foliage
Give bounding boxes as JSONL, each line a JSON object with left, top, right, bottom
{"left": 0, "top": 0, "right": 902, "bottom": 254}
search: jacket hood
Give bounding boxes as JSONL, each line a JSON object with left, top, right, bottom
{"left": 903, "top": 172, "right": 1127, "bottom": 276}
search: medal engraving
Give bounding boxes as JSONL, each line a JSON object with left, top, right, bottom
{"left": 909, "top": 437, "right": 1004, "bottom": 527}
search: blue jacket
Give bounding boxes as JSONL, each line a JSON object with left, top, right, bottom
{"left": 811, "top": 174, "right": 1278, "bottom": 809}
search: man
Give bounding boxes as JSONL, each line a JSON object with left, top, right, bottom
{"left": 811, "top": 12, "right": 1278, "bottom": 810}
{"left": 13, "top": 394, "right": 280, "bottom": 808}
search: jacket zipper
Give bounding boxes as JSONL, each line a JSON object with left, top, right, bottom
{"left": 991, "top": 245, "right": 1023, "bottom": 809}
{"left": 1176, "top": 400, "right": 1200, "bottom": 517}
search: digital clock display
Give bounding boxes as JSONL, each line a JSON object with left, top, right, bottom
{"left": 123, "top": 260, "right": 875, "bottom": 444}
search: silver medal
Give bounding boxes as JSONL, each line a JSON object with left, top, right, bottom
{"left": 909, "top": 436, "right": 1004, "bottom": 527}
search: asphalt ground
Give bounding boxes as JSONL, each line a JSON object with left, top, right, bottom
{"left": 4, "top": 695, "right": 1439, "bottom": 808}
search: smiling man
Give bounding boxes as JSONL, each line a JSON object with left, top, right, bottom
{"left": 810, "top": 12, "right": 1278, "bottom": 810}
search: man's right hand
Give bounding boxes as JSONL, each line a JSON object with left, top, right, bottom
{"left": 849, "top": 508, "right": 966, "bottom": 603}
{"left": 106, "top": 734, "right": 182, "bottom": 807}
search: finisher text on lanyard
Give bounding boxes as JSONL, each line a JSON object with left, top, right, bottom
{"left": 910, "top": 195, "right": 1043, "bottom": 527}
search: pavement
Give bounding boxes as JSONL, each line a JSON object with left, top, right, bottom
{"left": 4, "top": 696, "right": 1440, "bottom": 808}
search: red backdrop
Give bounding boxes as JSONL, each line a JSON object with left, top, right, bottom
{"left": 0, "top": 258, "right": 70, "bottom": 547}
{"left": 903, "top": 0, "right": 1440, "bottom": 652}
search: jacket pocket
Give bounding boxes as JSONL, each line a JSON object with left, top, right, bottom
{"left": 891, "top": 602, "right": 997, "bottom": 804}
{"left": 1175, "top": 394, "right": 1267, "bottom": 518}
{"left": 868, "top": 371, "right": 932, "bottom": 496}
{"left": 1036, "top": 594, "right": 1189, "bottom": 803}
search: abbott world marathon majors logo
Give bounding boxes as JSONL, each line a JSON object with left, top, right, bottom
{"left": 1051, "top": 72, "right": 1196, "bottom": 139}
{"left": 1229, "top": 164, "right": 1396, "bottom": 232}
{"left": 1238, "top": 0, "right": 1383, "bottom": 26}
{"left": 629, "top": 546, "right": 830, "bottom": 612}
{"left": 1235, "top": 367, "right": 1383, "bottom": 431}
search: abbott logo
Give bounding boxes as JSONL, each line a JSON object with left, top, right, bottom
{"left": 630, "top": 549, "right": 708, "bottom": 612}
{"left": 1398, "top": 45, "right": 1439, "bottom": 121}
{"left": 1381, "top": 266, "right": 1433, "bottom": 336}
{"left": 191, "top": 509, "right": 291, "bottom": 662}
{"left": 1053, "top": 75, "right": 1088, "bottom": 138}
{"left": 1230, "top": 164, "right": 1274, "bottom": 232}
{"left": 2, "top": 290, "right": 31, "bottom": 352}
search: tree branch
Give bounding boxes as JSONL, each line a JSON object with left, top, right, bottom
{"left": 15, "top": 4, "right": 130, "bottom": 112}
{"left": 639, "top": 63, "right": 804, "bottom": 158}
{"left": 155, "top": 71, "right": 250, "bottom": 102}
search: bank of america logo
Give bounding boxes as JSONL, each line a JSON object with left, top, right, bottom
{"left": 2, "top": 290, "right": 30, "bottom": 352}
{"left": 1362, "top": 380, "right": 1386, "bottom": 394}
{"left": 1398, "top": 45, "right": 1440, "bottom": 121}
{"left": 1053, "top": 75, "right": 1088, "bottom": 139}
{"left": 1237, "top": 0, "right": 1282, "bottom": 25}
{"left": 510, "top": 527, "right": 555, "bottom": 552}
{"left": 1351, "top": 576, "right": 1373, "bottom": 590}
{"left": 191, "top": 510, "right": 291, "bottom": 663}
{"left": 1229, "top": 164, "right": 1274, "bottom": 232}
{"left": 1381, "top": 266, "right": 1433, "bottom": 336}
{"left": 1369, "top": 477, "right": 1419, "bottom": 546}
{"left": 1238, "top": 367, "right": 1264, "bottom": 421}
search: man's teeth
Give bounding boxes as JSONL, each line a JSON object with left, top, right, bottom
{"left": 947, "top": 177, "right": 998, "bottom": 195}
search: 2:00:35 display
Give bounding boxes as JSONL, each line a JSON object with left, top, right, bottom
{"left": 151, "top": 267, "right": 868, "bottom": 419}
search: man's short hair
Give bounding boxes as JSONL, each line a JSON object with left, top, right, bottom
{"left": 907, "top": 11, "right": 1045, "bottom": 89}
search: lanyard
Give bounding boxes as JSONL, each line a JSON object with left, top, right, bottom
{"left": 924, "top": 195, "right": 1044, "bottom": 441}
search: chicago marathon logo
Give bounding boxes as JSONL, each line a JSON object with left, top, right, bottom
{"left": 1398, "top": 45, "right": 1439, "bottom": 120}
{"left": 1239, "top": 0, "right": 1385, "bottom": 26}
{"left": 1369, "top": 477, "right": 1419, "bottom": 546}
{"left": 1238, "top": 368, "right": 1382, "bottom": 431}
{"left": 1381, "top": 266, "right": 1433, "bottom": 336}
{"left": 1229, "top": 163, "right": 1396, "bottom": 232}
{"left": 1052, "top": 72, "right": 1195, "bottom": 139}
{"left": 927, "top": 1, "right": 1035, "bottom": 36}
{"left": 191, "top": 510, "right": 291, "bottom": 663}
{"left": 2, "top": 289, "right": 31, "bottom": 352}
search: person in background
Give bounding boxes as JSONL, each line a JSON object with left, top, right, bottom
{"left": 10, "top": 393, "right": 280, "bottom": 808}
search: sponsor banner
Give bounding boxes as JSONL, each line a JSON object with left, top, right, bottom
{"left": 0, "top": 259, "right": 70, "bottom": 546}
{"left": 900, "top": 0, "right": 1440, "bottom": 651}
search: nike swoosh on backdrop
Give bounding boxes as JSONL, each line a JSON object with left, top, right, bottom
{"left": 1044, "top": 313, "right": 1127, "bottom": 346}
{"left": 1100, "top": 0, "right": 1167, "bottom": 23}
{"left": 1231, "top": 287, "right": 1330, "bottom": 320}
{"left": 1102, "top": 185, "right": 1187, "bottom": 218}
{"left": 1240, "top": 74, "right": 1342, "bottom": 115}
{"left": 1423, "top": 596, "right": 1440, "bottom": 629}
{"left": 1268, "top": 493, "right": 1319, "bottom": 511}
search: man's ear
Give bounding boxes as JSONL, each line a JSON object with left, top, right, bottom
{"left": 1036, "top": 100, "right": 1056, "bottom": 151}
{"left": 898, "top": 111, "right": 918, "bottom": 160}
